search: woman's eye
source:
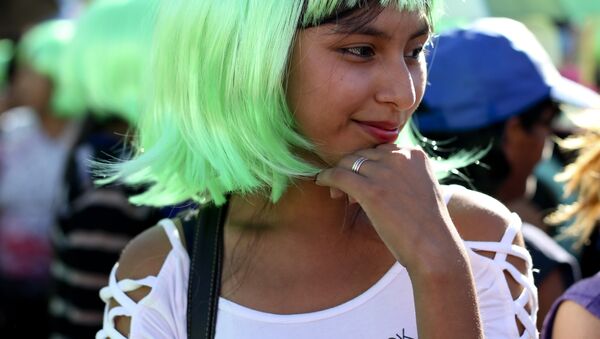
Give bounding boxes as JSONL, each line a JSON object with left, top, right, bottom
{"left": 343, "top": 46, "right": 375, "bottom": 58}
{"left": 405, "top": 46, "right": 425, "bottom": 60}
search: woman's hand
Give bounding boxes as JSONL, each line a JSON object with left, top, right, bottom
{"left": 316, "top": 144, "right": 483, "bottom": 338}
{"left": 315, "top": 144, "right": 465, "bottom": 273}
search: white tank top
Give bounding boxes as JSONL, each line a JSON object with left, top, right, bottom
{"left": 97, "top": 185, "right": 539, "bottom": 339}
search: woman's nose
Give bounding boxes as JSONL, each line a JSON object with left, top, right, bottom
{"left": 374, "top": 60, "right": 417, "bottom": 111}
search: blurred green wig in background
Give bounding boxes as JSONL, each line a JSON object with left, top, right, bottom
{"left": 107, "top": 0, "right": 466, "bottom": 207}
{"left": 17, "top": 19, "right": 84, "bottom": 116}
{"left": 0, "top": 39, "right": 14, "bottom": 91}
{"left": 61, "top": 0, "right": 159, "bottom": 124}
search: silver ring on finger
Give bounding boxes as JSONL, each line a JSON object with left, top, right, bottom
{"left": 351, "top": 156, "right": 369, "bottom": 175}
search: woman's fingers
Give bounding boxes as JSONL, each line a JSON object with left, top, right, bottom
{"left": 329, "top": 187, "right": 345, "bottom": 199}
{"left": 318, "top": 146, "right": 413, "bottom": 197}
{"left": 335, "top": 146, "right": 391, "bottom": 176}
{"left": 338, "top": 155, "right": 375, "bottom": 176}
{"left": 317, "top": 145, "right": 436, "bottom": 208}
{"left": 316, "top": 145, "right": 454, "bottom": 267}
{"left": 315, "top": 166, "right": 370, "bottom": 203}
{"left": 317, "top": 149, "right": 384, "bottom": 202}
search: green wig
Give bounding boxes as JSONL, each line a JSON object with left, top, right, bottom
{"left": 60, "top": 0, "right": 159, "bottom": 124}
{"left": 17, "top": 19, "right": 84, "bottom": 116}
{"left": 110, "top": 0, "right": 459, "bottom": 207}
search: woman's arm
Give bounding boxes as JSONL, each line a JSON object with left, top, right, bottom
{"left": 552, "top": 301, "right": 600, "bottom": 339}
{"left": 408, "top": 243, "right": 482, "bottom": 338}
{"left": 317, "top": 145, "right": 536, "bottom": 338}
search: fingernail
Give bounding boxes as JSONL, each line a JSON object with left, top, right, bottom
{"left": 314, "top": 171, "right": 323, "bottom": 185}
{"left": 330, "top": 188, "right": 343, "bottom": 199}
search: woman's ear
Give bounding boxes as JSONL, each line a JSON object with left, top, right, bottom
{"left": 501, "top": 116, "right": 528, "bottom": 170}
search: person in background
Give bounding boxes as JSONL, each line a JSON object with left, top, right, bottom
{"left": 544, "top": 125, "right": 600, "bottom": 278}
{"left": 541, "top": 126, "right": 600, "bottom": 338}
{"left": 0, "top": 39, "right": 14, "bottom": 113}
{"left": 98, "top": 1, "right": 538, "bottom": 338}
{"left": 413, "top": 17, "right": 600, "bottom": 330}
{"left": 47, "top": 0, "right": 163, "bottom": 338}
{"left": 0, "top": 19, "right": 81, "bottom": 338}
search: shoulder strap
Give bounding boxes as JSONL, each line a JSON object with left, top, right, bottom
{"left": 183, "top": 200, "right": 230, "bottom": 339}
{"left": 182, "top": 212, "right": 198, "bottom": 255}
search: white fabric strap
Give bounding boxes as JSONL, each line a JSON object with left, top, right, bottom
{"left": 441, "top": 184, "right": 466, "bottom": 205}
{"left": 158, "top": 218, "right": 187, "bottom": 252}
{"left": 96, "top": 264, "right": 157, "bottom": 339}
{"left": 465, "top": 242, "right": 532, "bottom": 262}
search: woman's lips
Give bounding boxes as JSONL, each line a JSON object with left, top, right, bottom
{"left": 354, "top": 120, "right": 401, "bottom": 143}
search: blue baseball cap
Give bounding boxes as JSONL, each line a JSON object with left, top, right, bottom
{"left": 415, "top": 17, "right": 600, "bottom": 133}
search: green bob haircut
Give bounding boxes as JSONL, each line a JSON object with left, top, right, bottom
{"left": 17, "top": 19, "right": 83, "bottom": 116}
{"left": 110, "top": 0, "right": 461, "bottom": 207}
{"left": 60, "top": 0, "right": 159, "bottom": 124}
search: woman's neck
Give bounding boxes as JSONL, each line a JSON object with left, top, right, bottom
{"left": 221, "top": 180, "right": 394, "bottom": 313}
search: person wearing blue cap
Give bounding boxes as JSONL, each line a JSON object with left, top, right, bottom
{"left": 414, "top": 17, "right": 600, "bottom": 330}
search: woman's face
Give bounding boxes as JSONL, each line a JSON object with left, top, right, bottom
{"left": 286, "top": 7, "right": 430, "bottom": 165}
{"left": 13, "top": 64, "right": 53, "bottom": 113}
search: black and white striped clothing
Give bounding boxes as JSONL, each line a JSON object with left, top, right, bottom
{"left": 49, "top": 118, "right": 162, "bottom": 339}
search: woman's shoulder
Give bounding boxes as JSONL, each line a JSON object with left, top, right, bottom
{"left": 116, "top": 219, "right": 185, "bottom": 282}
{"left": 443, "top": 185, "right": 521, "bottom": 245}
{"left": 97, "top": 218, "right": 188, "bottom": 338}
{"left": 443, "top": 186, "right": 537, "bottom": 337}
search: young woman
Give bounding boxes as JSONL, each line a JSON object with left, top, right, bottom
{"left": 97, "top": 1, "right": 538, "bottom": 338}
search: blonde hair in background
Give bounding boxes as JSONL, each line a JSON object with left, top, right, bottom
{"left": 546, "top": 127, "right": 600, "bottom": 248}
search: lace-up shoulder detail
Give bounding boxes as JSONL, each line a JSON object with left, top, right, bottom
{"left": 465, "top": 213, "right": 539, "bottom": 339}
{"left": 96, "top": 219, "right": 188, "bottom": 339}
{"left": 441, "top": 184, "right": 538, "bottom": 338}
{"left": 97, "top": 266, "right": 157, "bottom": 339}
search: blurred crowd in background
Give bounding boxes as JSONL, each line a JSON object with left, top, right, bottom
{"left": 0, "top": 0, "right": 599, "bottom": 338}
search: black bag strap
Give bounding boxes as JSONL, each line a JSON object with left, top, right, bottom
{"left": 182, "top": 199, "right": 230, "bottom": 339}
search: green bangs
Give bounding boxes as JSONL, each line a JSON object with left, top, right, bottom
{"left": 301, "top": 0, "right": 437, "bottom": 27}
{"left": 111, "top": 0, "right": 455, "bottom": 207}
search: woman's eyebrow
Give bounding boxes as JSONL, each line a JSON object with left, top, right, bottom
{"left": 332, "top": 22, "right": 431, "bottom": 40}
{"left": 350, "top": 26, "right": 392, "bottom": 40}
{"left": 410, "top": 24, "right": 431, "bottom": 39}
